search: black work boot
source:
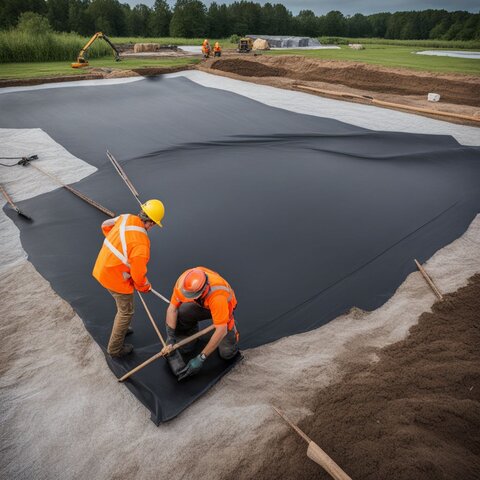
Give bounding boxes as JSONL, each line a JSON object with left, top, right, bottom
{"left": 111, "top": 344, "right": 133, "bottom": 358}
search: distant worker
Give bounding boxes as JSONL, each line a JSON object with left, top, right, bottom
{"left": 202, "top": 39, "right": 211, "bottom": 59}
{"left": 214, "top": 41, "right": 222, "bottom": 57}
{"left": 93, "top": 199, "right": 165, "bottom": 358}
{"left": 161, "top": 267, "right": 239, "bottom": 380}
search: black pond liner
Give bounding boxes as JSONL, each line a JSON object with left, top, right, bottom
{"left": 2, "top": 77, "right": 479, "bottom": 424}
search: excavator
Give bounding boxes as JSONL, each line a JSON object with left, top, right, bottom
{"left": 71, "top": 32, "right": 121, "bottom": 68}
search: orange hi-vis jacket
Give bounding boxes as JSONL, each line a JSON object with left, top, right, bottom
{"left": 171, "top": 267, "right": 237, "bottom": 330}
{"left": 214, "top": 42, "right": 221, "bottom": 52}
{"left": 92, "top": 214, "right": 151, "bottom": 294}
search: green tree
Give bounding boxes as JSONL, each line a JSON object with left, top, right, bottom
{"left": 148, "top": 0, "right": 171, "bottom": 36}
{"left": 347, "top": 13, "right": 371, "bottom": 37}
{"left": 170, "top": 0, "right": 207, "bottom": 37}
{"left": 296, "top": 9, "right": 318, "bottom": 37}
{"left": 0, "top": 0, "right": 47, "bottom": 29}
{"left": 321, "top": 10, "right": 347, "bottom": 36}
{"left": 68, "top": 0, "right": 93, "bottom": 35}
{"left": 47, "top": 0, "right": 70, "bottom": 32}
{"left": 127, "top": 3, "right": 151, "bottom": 36}
{"left": 207, "top": 2, "right": 230, "bottom": 38}
{"left": 368, "top": 12, "right": 391, "bottom": 37}
{"left": 87, "top": 0, "right": 126, "bottom": 35}
{"left": 17, "top": 11, "right": 52, "bottom": 34}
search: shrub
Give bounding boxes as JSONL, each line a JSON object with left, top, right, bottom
{"left": 17, "top": 12, "right": 52, "bottom": 36}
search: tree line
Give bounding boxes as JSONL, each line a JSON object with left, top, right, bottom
{"left": 1, "top": 0, "right": 479, "bottom": 40}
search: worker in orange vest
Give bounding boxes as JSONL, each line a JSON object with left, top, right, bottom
{"left": 201, "top": 39, "right": 211, "bottom": 58}
{"left": 161, "top": 266, "right": 239, "bottom": 380}
{"left": 213, "top": 41, "right": 221, "bottom": 57}
{"left": 93, "top": 199, "right": 165, "bottom": 357}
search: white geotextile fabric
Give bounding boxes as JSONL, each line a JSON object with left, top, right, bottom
{"left": 0, "top": 128, "right": 96, "bottom": 201}
{"left": 0, "top": 129, "right": 96, "bottom": 271}
{"left": 0, "top": 77, "right": 143, "bottom": 96}
{"left": 416, "top": 50, "right": 480, "bottom": 59}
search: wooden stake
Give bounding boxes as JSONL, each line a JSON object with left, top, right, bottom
{"left": 137, "top": 292, "right": 166, "bottom": 347}
{"left": 414, "top": 259, "right": 443, "bottom": 301}
{"left": 27, "top": 162, "right": 115, "bottom": 217}
{"left": 272, "top": 407, "right": 352, "bottom": 480}
{"left": 118, "top": 324, "right": 215, "bottom": 382}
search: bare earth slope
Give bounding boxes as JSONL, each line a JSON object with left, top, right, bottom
{"left": 248, "top": 274, "right": 480, "bottom": 480}
{"left": 210, "top": 56, "right": 480, "bottom": 106}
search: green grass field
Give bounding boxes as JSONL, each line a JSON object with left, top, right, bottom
{"left": 1, "top": 34, "right": 479, "bottom": 80}
{"left": 266, "top": 44, "right": 480, "bottom": 75}
{"left": 0, "top": 57, "right": 199, "bottom": 79}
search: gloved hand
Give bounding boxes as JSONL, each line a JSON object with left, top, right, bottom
{"left": 177, "top": 354, "right": 205, "bottom": 381}
{"left": 165, "top": 325, "right": 176, "bottom": 346}
{"left": 161, "top": 324, "right": 176, "bottom": 356}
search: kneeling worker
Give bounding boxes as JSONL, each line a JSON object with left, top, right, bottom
{"left": 162, "top": 267, "right": 239, "bottom": 380}
{"left": 92, "top": 199, "right": 165, "bottom": 357}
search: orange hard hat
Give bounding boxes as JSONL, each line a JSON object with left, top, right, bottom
{"left": 181, "top": 268, "right": 208, "bottom": 299}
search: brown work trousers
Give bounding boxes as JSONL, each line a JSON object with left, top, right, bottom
{"left": 107, "top": 290, "right": 134, "bottom": 356}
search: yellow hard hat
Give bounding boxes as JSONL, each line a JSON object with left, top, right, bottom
{"left": 141, "top": 199, "right": 165, "bottom": 227}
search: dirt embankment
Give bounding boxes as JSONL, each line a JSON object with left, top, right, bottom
{"left": 210, "top": 56, "right": 480, "bottom": 107}
{"left": 244, "top": 274, "right": 480, "bottom": 480}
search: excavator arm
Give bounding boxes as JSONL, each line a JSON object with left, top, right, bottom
{"left": 72, "top": 32, "right": 121, "bottom": 68}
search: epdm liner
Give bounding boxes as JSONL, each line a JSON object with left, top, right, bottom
{"left": 2, "top": 77, "right": 480, "bottom": 424}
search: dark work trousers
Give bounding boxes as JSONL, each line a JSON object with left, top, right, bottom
{"left": 176, "top": 302, "right": 239, "bottom": 359}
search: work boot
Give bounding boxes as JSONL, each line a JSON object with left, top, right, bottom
{"left": 126, "top": 326, "right": 134, "bottom": 335}
{"left": 110, "top": 344, "right": 133, "bottom": 358}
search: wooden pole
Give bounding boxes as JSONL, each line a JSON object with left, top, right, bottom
{"left": 414, "top": 259, "right": 443, "bottom": 301}
{"left": 137, "top": 292, "right": 166, "bottom": 347}
{"left": 27, "top": 162, "right": 115, "bottom": 217}
{"left": 293, "top": 84, "right": 480, "bottom": 124}
{"left": 118, "top": 324, "right": 215, "bottom": 382}
{"left": 106, "top": 150, "right": 142, "bottom": 205}
{"left": 272, "top": 407, "right": 352, "bottom": 480}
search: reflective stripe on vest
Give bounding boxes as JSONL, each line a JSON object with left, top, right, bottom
{"left": 103, "top": 214, "right": 147, "bottom": 269}
{"left": 207, "top": 285, "right": 232, "bottom": 303}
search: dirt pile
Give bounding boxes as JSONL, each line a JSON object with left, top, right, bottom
{"left": 210, "top": 56, "right": 480, "bottom": 106}
{"left": 248, "top": 274, "right": 480, "bottom": 480}
{"left": 211, "top": 58, "right": 286, "bottom": 77}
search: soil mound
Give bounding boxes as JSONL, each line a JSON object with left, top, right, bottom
{"left": 210, "top": 56, "right": 480, "bottom": 106}
{"left": 247, "top": 274, "right": 480, "bottom": 480}
{"left": 211, "top": 59, "right": 286, "bottom": 77}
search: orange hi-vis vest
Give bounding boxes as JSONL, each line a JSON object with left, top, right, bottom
{"left": 214, "top": 42, "right": 221, "bottom": 51}
{"left": 92, "top": 214, "right": 151, "bottom": 294}
{"left": 171, "top": 267, "right": 237, "bottom": 330}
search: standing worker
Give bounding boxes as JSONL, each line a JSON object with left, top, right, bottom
{"left": 202, "top": 39, "right": 211, "bottom": 59}
{"left": 161, "top": 267, "right": 239, "bottom": 380}
{"left": 213, "top": 41, "right": 222, "bottom": 57}
{"left": 93, "top": 199, "right": 165, "bottom": 358}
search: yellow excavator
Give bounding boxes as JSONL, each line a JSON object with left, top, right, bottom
{"left": 71, "top": 32, "right": 121, "bottom": 68}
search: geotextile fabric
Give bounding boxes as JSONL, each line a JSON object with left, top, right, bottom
{"left": 1, "top": 77, "right": 480, "bottom": 423}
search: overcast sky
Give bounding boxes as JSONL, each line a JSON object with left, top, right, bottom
{"left": 126, "top": 0, "right": 479, "bottom": 15}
